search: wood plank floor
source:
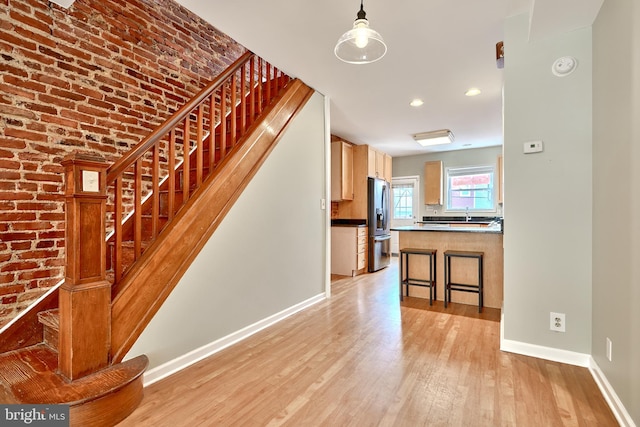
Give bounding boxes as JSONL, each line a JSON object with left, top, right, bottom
{"left": 118, "top": 258, "right": 617, "bottom": 426}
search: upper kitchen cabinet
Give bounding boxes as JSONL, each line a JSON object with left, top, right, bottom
{"left": 384, "top": 154, "right": 392, "bottom": 183}
{"left": 331, "top": 141, "right": 354, "bottom": 201}
{"left": 424, "top": 160, "right": 443, "bottom": 205}
{"left": 364, "top": 145, "right": 392, "bottom": 182}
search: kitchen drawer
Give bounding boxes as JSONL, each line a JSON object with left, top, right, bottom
{"left": 357, "top": 235, "right": 366, "bottom": 246}
{"left": 357, "top": 243, "right": 366, "bottom": 254}
{"left": 357, "top": 252, "right": 366, "bottom": 270}
{"left": 357, "top": 227, "right": 367, "bottom": 237}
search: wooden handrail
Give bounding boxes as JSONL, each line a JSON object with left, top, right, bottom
{"left": 102, "top": 51, "right": 291, "bottom": 290}
{"left": 106, "top": 51, "right": 253, "bottom": 183}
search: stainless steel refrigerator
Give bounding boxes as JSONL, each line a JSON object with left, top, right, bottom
{"left": 368, "top": 177, "right": 391, "bottom": 272}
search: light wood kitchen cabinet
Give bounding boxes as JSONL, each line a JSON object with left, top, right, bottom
{"left": 365, "top": 145, "right": 392, "bottom": 181}
{"left": 424, "top": 160, "right": 443, "bottom": 205}
{"left": 497, "top": 155, "right": 503, "bottom": 204}
{"left": 338, "top": 144, "right": 393, "bottom": 220}
{"left": 331, "top": 141, "right": 354, "bottom": 201}
{"left": 331, "top": 226, "right": 367, "bottom": 276}
{"left": 384, "top": 153, "right": 392, "bottom": 182}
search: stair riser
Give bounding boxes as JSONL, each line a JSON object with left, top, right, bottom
{"left": 42, "top": 325, "right": 59, "bottom": 353}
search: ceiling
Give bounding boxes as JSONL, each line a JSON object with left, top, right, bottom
{"left": 177, "top": 0, "right": 604, "bottom": 158}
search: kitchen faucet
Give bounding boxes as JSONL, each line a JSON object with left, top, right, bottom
{"left": 465, "top": 207, "right": 470, "bottom": 222}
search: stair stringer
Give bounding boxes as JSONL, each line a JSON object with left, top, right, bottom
{"left": 110, "top": 79, "right": 314, "bottom": 363}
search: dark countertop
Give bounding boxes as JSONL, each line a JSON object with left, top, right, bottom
{"left": 392, "top": 217, "right": 503, "bottom": 234}
{"left": 331, "top": 219, "right": 367, "bottom": 227}
{"left": 392, "top": 225, "right": 502, "bottom": 234}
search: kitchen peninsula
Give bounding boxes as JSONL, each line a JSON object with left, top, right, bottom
{"left": 392, "top": 218, "right": 503, "bottom": 309}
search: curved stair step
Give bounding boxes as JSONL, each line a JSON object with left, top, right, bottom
{"left": 0, "top": 345, "right": 147, "bottom": 427}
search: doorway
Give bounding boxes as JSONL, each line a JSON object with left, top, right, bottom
{"left": 390, "top": 176, "right": 419, "bottom": 255}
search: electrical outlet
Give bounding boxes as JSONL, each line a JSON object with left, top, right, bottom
{"left": 550, "top": 312, "right": 565, "bottom": 332}
{"left": 606, "top": 337, "right": 612, "bottom": 362}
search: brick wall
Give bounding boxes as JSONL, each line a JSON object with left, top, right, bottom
{"left": 0, "top": 0, "right": 246, "bottom": 327}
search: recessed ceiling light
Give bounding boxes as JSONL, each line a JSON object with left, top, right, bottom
{"left": 410, "top": 99, "right": 424, "bottom": 107}
{"left": 465, "top": 88, "right": 481, "bottom": 97}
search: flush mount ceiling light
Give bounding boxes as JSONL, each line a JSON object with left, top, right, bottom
{"left": 334, "top": 0, "right": 387, "bottom": 64}
{"left": 413, "top": 129, "right": 455, "bottom": 147}
{"left": 410, "top": 99, "right": 424, "bottom": 107}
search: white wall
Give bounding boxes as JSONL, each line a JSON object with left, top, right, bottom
{"left": 592, "top": 0, "right": 640, "bottom": 423}
{"left": 392, "top": 146, "right": 503, "bottom": 218}
{"left": 502, "top": 14, "right": 592, "bottom": 353}
{"left": 126, "top": 91, "right": 328, "bottom": 370}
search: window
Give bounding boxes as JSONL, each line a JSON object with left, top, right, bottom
{"left": 392, "top": 183, "right": 414, "bottom": 220}
{"left": 446, "top": 166, "right": 495, "bottom": 212}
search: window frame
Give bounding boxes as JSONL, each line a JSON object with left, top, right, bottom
{"left": 444, "top": 165, "right": 497, "bottom": 214}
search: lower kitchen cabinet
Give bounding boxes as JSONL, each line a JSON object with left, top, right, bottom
{"left": 331, "top": 226, "right": 367, "bottom": 276}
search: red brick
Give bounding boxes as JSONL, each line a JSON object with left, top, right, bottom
{"left": 0, "top": 159, "right": 21, "bottom": 169}
{"left": 9, "top": 9, "right": 51, "bottom": 34}
{"left": 57, "top": 61, "right": 89, "bottom": 76}
{"left": 0, "top": 261, "right": 38, "bottom": 272}
{"left": 13, "top": 24, "right": 57, "bottom": 49}
{"left": 50, "top": 87, "right": 86, "bottom": 102}
{"left": 37, "top": 93, "right": 75, "bottom": 110}
{"left": 0, "top": 30, "right": 37, "bottom": 51}
{"left": 1, "top": 296, "right": 18, "bottom": 304}
{"left": 0, "top": 284, "right": 24, "bottom": 296}
{"left": 32, "top": 73, "right": 71, "bottom": 89}
{"left": 3, "top": 128, "right": 48, "bottom": 142}
{"left": 60, "top": 108, "right": 96, "bottom": 124}
{"left": 15, "top": 47, "right": 56, "bottom": 66}
{"left": 0, "top": 82, "right": 37, "bottom": 100}
{"left": 0, "top": 275, "right": 18, "bottom": 286}
{"left": 21, "top": 102, "right": 58, "bottom": 115}
{"left": 0, "top": 212, "right": 36, "bottom": 221}
{"left": 17, "top": 182, "right": 37, "bottom": 192}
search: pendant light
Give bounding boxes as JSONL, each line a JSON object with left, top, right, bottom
{"left": 334, "top": 0, "right": 387, "bottom": 64}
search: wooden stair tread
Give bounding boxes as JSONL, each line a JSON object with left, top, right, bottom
{"left": 37, "top": 309, "right": 59, "bottom": 330}
{"left": 0, "top": 344, "right": 148, "bottom": 405}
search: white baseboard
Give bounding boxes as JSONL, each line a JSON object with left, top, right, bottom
{"left": 589, "top": 358, "right": 637, "bottom": 427}
{"left": 499, "top": 337, "right": 591, "bottom": 367}
{"left": 142, "top": 293, "right": 326, "bottom": 387}
{"left": 500, "top": 310, "right": 635, "bottom": 426}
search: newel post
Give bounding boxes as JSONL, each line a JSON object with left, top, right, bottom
{"left": 59, "top": 152, "right": 111, "bottom": 381}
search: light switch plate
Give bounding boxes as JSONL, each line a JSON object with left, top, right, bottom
{"left": 523, "top": 140, "right": 543, "bottom": 154}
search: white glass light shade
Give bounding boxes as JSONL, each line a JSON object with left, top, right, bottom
{"left": 335, "top": 18, "right": 387, "bottom": 64}
{"left": 413, "top": 130, "right": 455, "bottom": 147}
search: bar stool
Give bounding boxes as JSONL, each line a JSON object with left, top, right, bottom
{"left": 444, "top": 250, "right": 484, "bottom": 312}
{"left": 399, "top": 248, "right": 437, "bottom": 305}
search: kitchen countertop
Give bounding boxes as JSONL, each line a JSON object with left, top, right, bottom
{"left": 392, "top": 225, "right": 502, "bottom": 234}
{"left": 392, "top": 217, "right": 503, "bottom": 234}
{"left": 331, "top": 219, "right": 367, "bottom": 227}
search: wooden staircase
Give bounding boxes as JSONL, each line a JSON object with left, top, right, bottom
{"left": 0, "top": 52, "right": 313, "bottom": 426}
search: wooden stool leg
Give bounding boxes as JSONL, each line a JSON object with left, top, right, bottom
{"left": 399, "top": 252, "right": 403, "bottom": 301}
{"left": 443, "top": 254, "right": 448, "bottom": 308}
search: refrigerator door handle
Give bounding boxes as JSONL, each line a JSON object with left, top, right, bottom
{"left": 375, "top": 234, "right": 391, "bottom": 241}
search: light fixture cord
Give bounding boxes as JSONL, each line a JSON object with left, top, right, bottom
{"left": 357, "top": 0, "right": 367, "bottom": 20}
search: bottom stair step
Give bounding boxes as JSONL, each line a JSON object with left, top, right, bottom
{"left": 37, "top": 309, "right": 59, "bottom": 352}
{"left": 0, "top": 345, "right": 148, "bottom": 426}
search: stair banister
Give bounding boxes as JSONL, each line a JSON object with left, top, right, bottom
{"left": 105, "top": 51, "right": 253, "bottom": 183}
{"left": 60, "top": 152, "right": 111, "bottom": 381}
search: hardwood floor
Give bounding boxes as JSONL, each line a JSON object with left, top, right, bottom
{"left": 119, "top": 258, "right": 617, "bottom": 426}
